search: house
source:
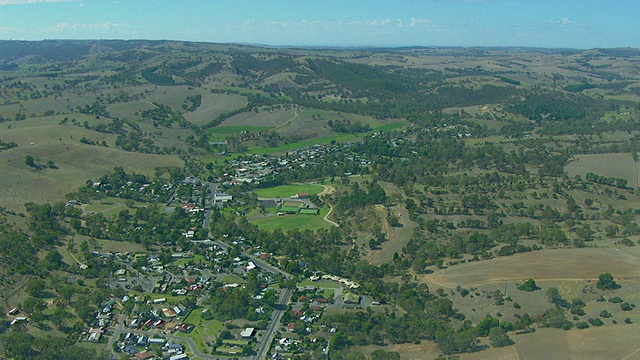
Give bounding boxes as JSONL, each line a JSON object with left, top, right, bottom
{"left": 135, "top": 350, "right": 155, "bottom": 360}
{"left": 241, "top": 327, "right": 256, "bottom": 338}
{"left": 162, "top": 308, "right": 177, "bottom": 317}
{"left": 214, "top": 192, "right": 233, "bottom": 203}
{"left": 124, "top": 332, "right": 135, "bottom": 344}
{"left": 164, "top": 341, "right": 183, "bottom": 351}
{"left": 87, "top": 328, "right": 103, "bottom": 342}
{"left": 245, "top": 261, "right": 257, "bottom": 271}
{"left": 10, "top": 317, "right": 27, "bottom": 326}
{"left": 169, "top": 354, "right": 189, "bottom": 360}
{"left": 136, "top": 335, "right": 149, "bottom": 347}
{"left": 291, "top": 192, "right": 309, "bottom": 199}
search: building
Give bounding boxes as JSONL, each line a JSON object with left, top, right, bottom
{"left": 214, "top": 193, "right": 233, "bottom": 202}
{"left": 241, "top": 327, "right": 256, "bottom": 338}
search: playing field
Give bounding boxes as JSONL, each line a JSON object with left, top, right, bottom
{"left": 254, "top": 184, "right": 324, "bottom": 198}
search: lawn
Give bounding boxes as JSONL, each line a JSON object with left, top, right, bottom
{"left": 178, "top": 309, "right": 224, "bottom": 355}
{"left": 254, "top": 184, "right": 324, "bottom": 198}
{"left": 251, "top": 208, "right": 330, "bottom": 232}
{"left": 221, "top": 274, "right": 246, "bottom": 284}
{"left": 298, "top": 279, "right": 341, "bottom": 289}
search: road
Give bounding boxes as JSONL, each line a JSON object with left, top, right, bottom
{"left": 251, "top": 288, "right": 292, "bottom": 360}
{"left": 107, "top": 173, "right": 293, "bottom": 359}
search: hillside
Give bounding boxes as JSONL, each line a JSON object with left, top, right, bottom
{"left": 1, "top": 40, "right": 640, "bottom": 359}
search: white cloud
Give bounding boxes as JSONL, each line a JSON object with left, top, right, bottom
{"left": 0, "top": 0, "right": 76, "bottom": 5}
{"left": 410, "top": 18, "right": 431, "bottom": 27}
{"left": 49, "top": 21, "right": 130, "bottom": 31}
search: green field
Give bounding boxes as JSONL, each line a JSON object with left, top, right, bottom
{"left": 251, "top": 207, "right": 330, "bottom": 232}
{"left": 210, "top": 125, "right": 273, "bottom": 134}
{"left": 298, "top": 279, "right": 341, "bottom": 289}
{"left": 254, "top": 184, "right": 324, "bottom": 198}
{"left": 83, "top": 197, "right": 148, "bottom": 217}
{"left": 177, "top": 309, "right": 223, "bottom": 354}
{"left": 565, "top": 153, "right": 638, "bottom": 189}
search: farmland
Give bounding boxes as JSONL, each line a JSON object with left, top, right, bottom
{"left": 3, "top": 40, "right": 640, "bottom": 359}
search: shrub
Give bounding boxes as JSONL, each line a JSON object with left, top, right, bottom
{"left": 517, "top": 278, "right": 540, "bottom": 292}
{"left": 575, "top": 321, "right": 589, "bottom": 329}
{"left": 588, "top": 318, "right": 604, "bottom": 326}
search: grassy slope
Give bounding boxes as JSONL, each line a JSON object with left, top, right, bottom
{"left": 0, "top": 116, "right": 182, "bottom": 211}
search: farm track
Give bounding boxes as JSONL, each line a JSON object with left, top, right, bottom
{"left": 319, "top": 185, "right": 339, "bottom": 227}
{"left": 268, "top": 107, "right": 301, "bottom": 133}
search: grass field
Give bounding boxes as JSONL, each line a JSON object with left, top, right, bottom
{"left": 565, "top": 153, "right": 638, "bottom": 188}
{"left": 298, "top": 279, "right": 341, "bottom": 289}
{"left": 254, "top": 184, "right": 324, "bottom": 198}
{"left": 422, "top": 247, "right": 640, "bottom": 289}
{"left": 210, "top": 125, "right": 273, "bottom": 134}
{"left": 461, "top": 324, "right": 640, "bottom": 360}
{"left": 251, "top": 207, "right": 330, "bottom": 232}
{"left": 83, "top": 197, "right": 148, "bottom": 217}
{"left": 183, "top": 92, "right": 248, "bottom": 126}
{"left": 177, "top": 309, "right": 223, "bottom": 355}
{"left": 0, "top": 116, "right": 183, "bottom": 212}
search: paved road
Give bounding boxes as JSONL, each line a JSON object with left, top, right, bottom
{"left": 121, "top": 328, "right": 215, "bottom": 360}
{"left": 107, "top": 309, "right": 128, "bottom": 359}
{"left": 252, "top": 288, "right": 292, "bottom": 360}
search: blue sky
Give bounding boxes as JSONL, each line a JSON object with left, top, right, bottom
{"left": 0, "top": 0, "right": 637, "bottom": 49}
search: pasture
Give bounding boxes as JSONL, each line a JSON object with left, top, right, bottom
{"left": 565, "top": 153, "right": 638, "bottom": 188}
{"left": 254, "top": 184, "right": 323, "bottom": 198}
{"left": 422, "top": 247, "right": 640, "bottom": 289}
{"left": 0, "top": 115, "right": 183, "bottom": 212}
{"left": 460, "top": 325, "right": 640, "bottom": 360}
{"left": 183, "top": 92, "right": 248, "bottom": 126}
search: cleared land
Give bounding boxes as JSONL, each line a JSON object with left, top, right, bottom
{"left": 565, "top": 153, "right": 638, "bottom": 188}
{"left": 461, "top": 325, "right": 640, "bottom": 360}
{"left": 183, "top": 92, "right": 248, "bottom": 126}
{"left": 251, "top": 207, "right": 330, "bottom": 232}
{"left": 0, "top": 116, "right": 183, "bottom": 211}
{"left": 254, "top": 184, "right": 324, "bottom": 198}
{"left": 422, "top": 247, "right": 640, "bottom": 289}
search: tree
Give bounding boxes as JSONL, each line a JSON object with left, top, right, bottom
{"left": 596, "top": 273, "right": 620, "bottom": 290}
{"left": 517, "top": 278, "right": 540, "bottom": 292}
{"left": 476, "top": 315, "right": 500, "bottom": 337}
{"left": 44, "top": 249, "right": 64, "bottom": 270}
{"left": 59, "top": 284, "right": 75, "bottom": 304}
{"left": 489, "top": 327, "right": 514, "bottom": 347}
{"left": 25, "top": 279, "right": 46, "bottom": 298}
{"left": 22, "top": 297, "right": 47, "bottom": 315}
{"left": 25, "top": 155, "right": 39, "bottom": 169}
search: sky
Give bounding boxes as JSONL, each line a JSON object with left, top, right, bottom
{"left": 0, "top": 0, "right": 638, "bottom": 49}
